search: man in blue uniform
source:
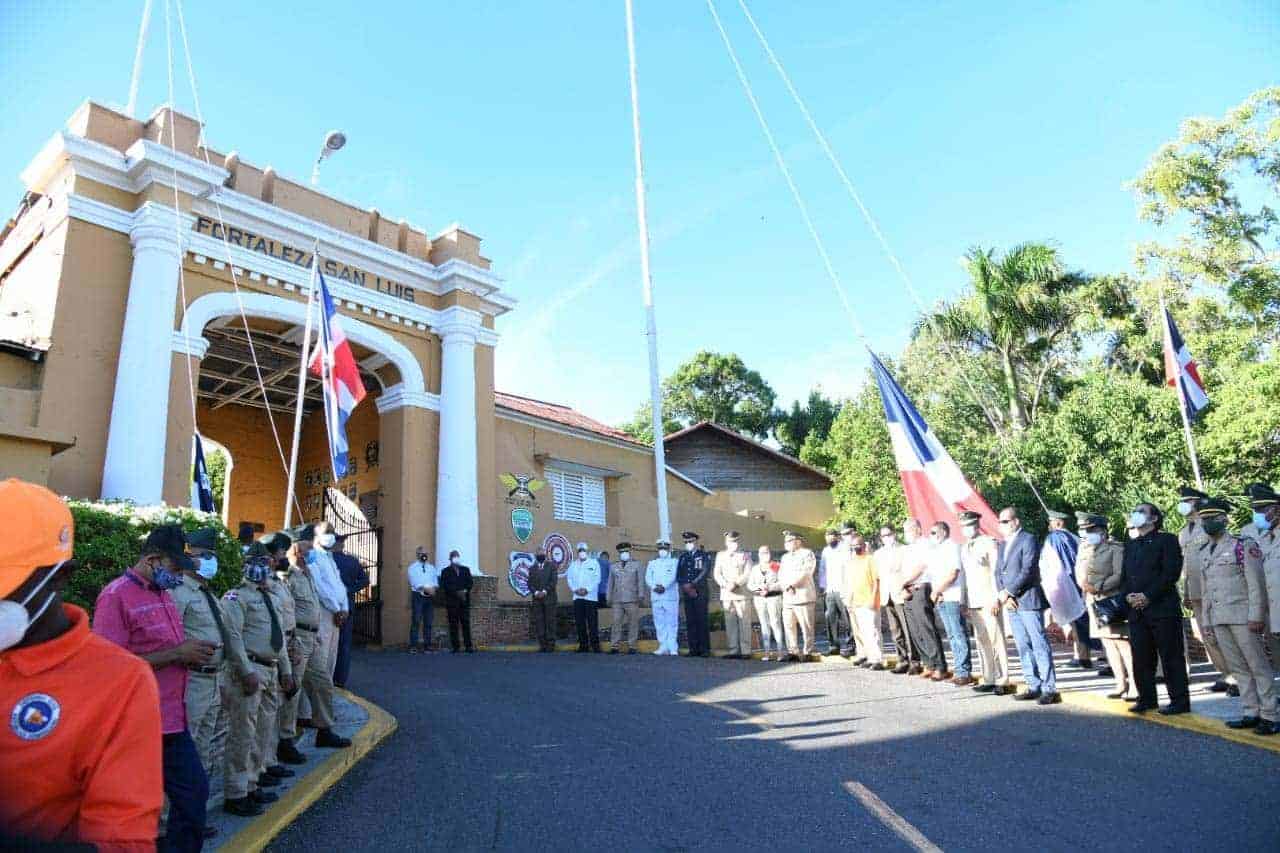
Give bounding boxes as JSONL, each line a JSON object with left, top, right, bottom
{"left": 677, "top": 531, "right": 713, "bottom": 657}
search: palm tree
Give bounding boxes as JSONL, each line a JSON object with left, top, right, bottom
{"left": 921, "top": 242, "right": 1084, "bottom": 431}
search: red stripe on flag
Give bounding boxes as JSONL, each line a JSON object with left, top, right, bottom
{"left": 899, "top": 470, "right": 1000, "bottom": 541}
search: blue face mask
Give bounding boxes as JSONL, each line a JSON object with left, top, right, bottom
{"left": 196, "top": 556, "right": 218, "bottom": 580}
{"left": 1253, "top": 511, "right": 1272, "bottom": 532}
{"left": 244, "top": 559, "right": 270, "bottom": 583}
{"left": 151, "top": 563, "right": 183, "bottom": 590}
{"left": 305, "top": 550, "right": 318, "bottom": 566}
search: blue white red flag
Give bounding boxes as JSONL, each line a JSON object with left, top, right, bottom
{"left": 309, "top": 269, "right": 366, "bottom": 479}
{"left": 1162, "top": 307, "right": 1208, "bottom": 419}
{"left": 870, "top": 350, "right": 998, "bottom": 540}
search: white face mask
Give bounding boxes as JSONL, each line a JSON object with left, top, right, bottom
{"left": 903, "top": 528, "right": 917, "bottom": 545}
{"left": 1085, "top": 532, "right": 1103, "bottom": 546}
{"left": 1127, "top": 528, "right": 1141, "bottom": 540}
{"left": 685, "top": 542, "right": 696, "bottom": 552}
{"left": 196, "top": 555, "right": 219, "bottom": 580}
{"left": 1176, "top": 501, "right": 1193, "bottom": 517}
{"left": 725, "top": 541, "right": 738, "bottom": 552}
{"left": 0, "top": 562, "right": 62, "bottom": 651}
{"left": 1128, "top": 510, "right": 1149, "bottom": 530}
{"left": 962, "top": 524, "right": 979, "bottom": 540}
{"left": 578, "top": 551, "right": 588, "bottom": 560}
{"left": 658, "top": 549, "right": 670, "bottom": 559}
{"left": 619, "top": 551, "right": 631, "bottom": 562}
{"left": 317, "top": 533, "right": 336, "bottom": 549}
{"left": 450, "top": 557, "right": 459, "bottom": 566}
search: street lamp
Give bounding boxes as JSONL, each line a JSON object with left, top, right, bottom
{"left": 310, "top": 130, "right": 347, "bottom": 187}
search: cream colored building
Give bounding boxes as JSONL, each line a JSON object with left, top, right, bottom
{"left": 0, "top": 102, "right": 828, "bottom": 644}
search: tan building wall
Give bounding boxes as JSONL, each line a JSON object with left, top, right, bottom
{"left": 702, "top": 488, "right": 836, "bottom": 530}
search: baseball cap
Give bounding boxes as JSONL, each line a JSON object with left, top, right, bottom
{"left": 142, "top": 524, "right": 195, "bottom": 571}
{"left": 0, "top": 479, "right": 75, "bottom": 598}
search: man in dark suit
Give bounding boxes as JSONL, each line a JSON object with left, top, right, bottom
{"left": 332, "top": 535, "right": 370, "bottom": 687}
{"left": 526, "top": 549, "right": 559, "bottom": 652}
{"left": 1122, "top": 501, "right": 1189, "bottom": 715}
{"left": 439, "top": 550, "right": 475, "bottom": 653}
{"left": 994, "top": 507, "right": 1059, "bottom": 704}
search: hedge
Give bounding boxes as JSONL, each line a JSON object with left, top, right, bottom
{"left": 65, "top": 500, "right": 244, "bottom": 615}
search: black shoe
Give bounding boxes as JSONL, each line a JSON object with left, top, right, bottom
{"left": 203, "top": 825, "right": 219, "bottom": 839}
{"left": 466, "top": 647, "right": 476, "bottom": 653}
{"left": 1227, "top": 716, "right": 1261, "bottom": 729}
{"left": 1128, "top": 702, "right": 1157, "bottom": 714}
{"left": 1158, "top": 703, "right": 1191, "bottom": 716}
{"left": 266, "top": 764, "right": 295, "bottom": 779}
{"left": 223, "top": 797, "right": 264, "bottom": 817}
{"left": 315, "top": 728, "right": 352, "bottom": 748}
{"left": 908, "top": 664, "right": 924, "bottom": 675}
{"left": 1227, "top": 684, "right": 1240, "bottom": 697}
{"left": 1105, "top": 690, "right": 1127, "bottom": 699}
{"left": 1013, "top": 689, "right": 1042, "bottom": 702}
{"left": 627, "top": 648, "right": 637, "bottom": 655}
{"left": 1037, "top": 691, "right": 1062, "bottom": 705}
{"left": 452, "top": 648, "right": 461, "bottom": 654}
{"left": 1210, "top": 680, "right": 1230, "bottom": 693}
{"left": 972, "top": 683, "right": 996, "bottom": 694}
{"left": 609, "top": 648, "right": 620, "bottom": 654}
{"left": 823, "top": 649, "right": 840, "bottom": 656}
{"left": 1255, "top": 720, "right": 1277, "bottom": 736}
{"left": 277, "top": 738, "right": 306, "bottom": 765}
{"left": 892, "top": 664, "right": 911, "bottom": 674}
{"left": 785, "top": 654, "right": 800, "bottom": 662}
{"left": 1067, "top": 658, "right": 1088, "bottom": 669}
{"left": 697, "top": 651, "right": 711, "bottom": 657}
{"left": 992, "top": 685, "right": 1016, "bottom": 696}
{"left": 1097, "top": 666, "right": 1114, "bottom": 678}
{"left": 249, "top": 788, "right": 278, "bottom": 804}
{"left": 256, "top": 774, "right": 282, "bottom": 788}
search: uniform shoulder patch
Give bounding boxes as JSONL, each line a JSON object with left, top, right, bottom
{"left": 223, "top": 590, "right": 239, "bottom": 601}
{"left": 1246, "top": 542, "right": 1262, "bottom": 560}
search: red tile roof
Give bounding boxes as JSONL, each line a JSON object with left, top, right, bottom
{"left": 495, "top": 392, "right": 643, "bottom": 446}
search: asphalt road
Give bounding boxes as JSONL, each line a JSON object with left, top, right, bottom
{"left": 269, "top": 648, "right": 1280, "bottom": 852}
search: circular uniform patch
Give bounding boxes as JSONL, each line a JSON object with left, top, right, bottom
{"left": 11, "top": 693, "right": 61, "bottom": 741}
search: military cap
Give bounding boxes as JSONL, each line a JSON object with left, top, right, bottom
{"left": 681, "top": 531, "right": 700, "bottom": 542}
{"left": 1246, "top": 483, "right": 1279, "bottom": 507}
{"left": 655, "top": 539, "right": 671, "bottom": 549}
{"left": 142, "top": 525, "right": 194, "bottom": 571}
{"left": 263, "top": 531, "right": 292, "bottom": 552}
{"left": 616, "top": 541, "right": 632, "bottom": 551}
{"left": 185, "top": 528, "right": 219, "bottom": 550}
{"left": 723, "top": 530, "right": 741, "bottom": 542}
{"left": 1179, "top": 485, "right": 1209, "bottom": 501}
{"left": 1075, "top": 511, "right": 1108, "bottom": 530}
{"left": 297, "top": 524, "right": 316, "bottom": 542}
{"left": 825, "top": 528, "right": 839, "bottom": 537}
{"left": 1197, "top": 498, "right": 1232, "bottom": 517}
{"left": 783, "top": 529, "right": 801, "bottom": 542}
{"left": 1046, "top": 509, "right": 1070, "bottom": 521}
{"left": 840, "top": 523, "right": 857, "bottom": 535}
{"left": 244, "top": 541, "right": 271, "bottom": 559}
{"left": 958, "top": 511, "right": 982, "bottom": 524}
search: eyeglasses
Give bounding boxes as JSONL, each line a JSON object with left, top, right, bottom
{"left": 998, "top": 519, "right": 1014, "bottom": 525}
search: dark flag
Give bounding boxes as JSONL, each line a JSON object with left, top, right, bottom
{"left": 192, "top": 433, "right": 215, "bottom": 513}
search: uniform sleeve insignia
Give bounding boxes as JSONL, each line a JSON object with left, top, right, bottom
{"left": 223, "top": 590, "right": 239, "bottom": 601}
{"left": 1247, "top": 544, "right": 1262, "bottom": 560}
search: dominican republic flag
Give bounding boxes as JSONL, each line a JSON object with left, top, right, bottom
{"left": 309, "top": 269, "right": 366, "bottom": 479}
{"left": 870, "top": 350, "right": 998, "bottom": 540}
{"left": 1162, "top": 307, "right": 1208, "bottom": 419}
{"left": 191, "top": 433, "right": 216, "bottom": 513}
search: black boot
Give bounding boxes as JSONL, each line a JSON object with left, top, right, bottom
{"left": 223, "top": 796, "right": 264, "bottom": 817}
{"left": 277, "top": 737, "right": 306, "bottom": 765}
{"left": 250, "top": 787, "right": 278, "bottom": 804}
{"left": 315, "top": 727, "right": 352, "bottom": 748}
{"left": 266, "top": 764, "right": 295, "bottom": 778}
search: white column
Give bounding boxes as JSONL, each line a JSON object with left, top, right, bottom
{"left": 101, "top": 205, "right": 183, "bottom": 503}
{"left": 433, "top": 308, "right": 482, "bottom": 573}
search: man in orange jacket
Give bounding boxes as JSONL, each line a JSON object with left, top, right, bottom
{"left": 0, "top": 478, "right": 164, "bottom": 852}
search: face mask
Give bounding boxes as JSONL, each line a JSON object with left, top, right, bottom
{"left": 1176, "top": 501, "right": 1193, "bottom": 517}
{"left": 1252, "top": 511, "right": 1272, "bottom": 532}
{"left": 1202, "top": 518, "right": 1227, "bottom": 536}
{"left": 305, "top": 550, "right": 318, "bottom": 566}
{"left": 882, "top": 535, "right": 895, "bottom": 545}
{"left": 151, "top": 562, "right": 182, "bottom": 591}
{"left": 450, "top": 558, "right": 459, "bottom": 566}
{"left": 685, "top": 542, "right": 696, "bottom": 552}
{"left": 725, "top": 542, "right": 738, "bottom": 553}
{"left": 962, "top": 525, "right": 978, "bottom": 540}
{"left": 1127, "top": 528, "right": 1141, "bottom": 540}
{"left": 0, "top": 562, "right": 62, "bottom": 651}
{"left": 317, "top": 533, "right": 336, "bottom": 549}
{"left": 577, "top": 551, "right": 588, "bottom": 560}
{"left": 658, "top": 549, "right": 670, "bottom": 559}
{"left": 196, "top": 555, "right": 218, "bottom": 580}
{"left": 244, "top": 559, "right": 270, "bottom": 583}
{"left": 536, "top": 555, "right": 546, "bottom": 564}
{"left": 619, "top": 551, "right": 631, "bottom": 561}
{"left": 1128, "top": 510, "right": 1149, "bottom": 529}
{"left": 902, "top": 530, "right": 916, "bottom": 545}
{"left": 1085, "top": 532, "right": 1103, "bottom": 546}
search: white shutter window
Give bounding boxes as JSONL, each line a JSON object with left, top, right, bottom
{"left": 546, "top": 467, "right": 606, "bottom": 526}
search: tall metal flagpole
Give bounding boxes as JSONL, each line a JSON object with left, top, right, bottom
{"left": 1160, "top": 290, "right": 1204, "bottom": 489}
{"left": 126, "top": 0, "right": 153, "bottom": 118}
{"left": 283, "top": 244, "right": 320, "bottom": 528}
{"left": 624, "top": 0, "right": 671, "bottom": 543}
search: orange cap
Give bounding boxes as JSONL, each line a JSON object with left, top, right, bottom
{"left": 0, "top": 479, "right": 74, "bottom": 598}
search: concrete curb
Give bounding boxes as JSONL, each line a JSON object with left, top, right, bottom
{"left": 1061, "top": 689, "right": 1280, "bottom": 754}
{"left": 218, "top": 690, "right": 399, "bottom": 852}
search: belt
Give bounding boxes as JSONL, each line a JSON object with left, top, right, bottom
{"left": 188, "top": 665, "right": 220, "bottom": 674}
{"left": 759, "top": 591, "right": 782, "bottom": 598}
{"left": 296, "top": 622, "right": 319, "bottom": 633}
{"left": 247, "top": 652, "right": 277, "bottom": 667}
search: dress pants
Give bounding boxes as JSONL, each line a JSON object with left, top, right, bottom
{"left": 159, "top": 731, "right": 208, "bottom": 853}
{"left": 447, "top": 600, "right": 474, "bottom": 651}
{"left": 937, "top": 602, "right": 972, "bottom": 678}
{"left": 754, "top": 595, "right": 784, "bottom": 653}
{"left": 904, "top": 586, "right": 946, "bottom": 671}
{"left": 1130, "top": 614, "right": 1189, "bottom": 707}
{"left": 532, "top": 595, "right": 557, "bottom": 649}
{"left": 1211, "top": 623, "right": 1276, "bottom": 721}
{"left": 225, "top": 660, "right": 272, "bottom": 799}
{"left": 824, "top": 590, "right": 854, "bottom": 654}
{"left": 302, "top": 613, "right": 340, "bottom": 720}
{"left": 611, "top": 601, "right": 641, "bottom": 650}
{"left": 783, "top": 602, "right": 816, "bottom": 656}
{"left": 1010, "top": 607, "right": 1056, "bottom": 693}
{"left": 1069, "top": 612, "right": 1095, "bottom": 661}
{"left": 185, "top": 669, "right": 226, "bottom": 812}
{"left": 334, "top": 595, "right": 356, "bottom": 688}
{"left": 721, "top": 599, "right": 752, "bottom": 656}
{"left": 282, "top": 628, "right": 336, "bottom": 737}
{"left": 968, "top": 607, "right": 1010, "bottom": 686}
{"left": 410, "top": 592, "right": 435, "bottom": 650}
{"left": 683, "top": 591, "right": 710, "bottom": 655}
{"left": 883, "top": 600, "right": 917, "bottom": 663}
{"left": 853, "top": 607, "right": 882, "bottom": 663}
{"left": 1189, "top": 601, "right": 1233, "bottom": 682}
{"left": 255, "top": 668, "right": 281, "bottom": 781}
{"left": 1100, "top": 637, "right": 1135, "bottom": 695}
{"left": 652, "top": 597, "right": 679, "bottom": 652}
{"left": 573, "top": 598, "right": 600, "bottom": 650}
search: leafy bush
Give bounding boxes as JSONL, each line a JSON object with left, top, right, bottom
{"left": 65, "top": 500, "right": 243, "bottom": 614}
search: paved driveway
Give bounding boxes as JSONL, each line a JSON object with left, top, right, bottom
{"left": 269, "top": 649, "right": 1280, "bottom": 851}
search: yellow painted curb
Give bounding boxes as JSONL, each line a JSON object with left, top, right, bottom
{"left": 218, "top": 689, "right": 399, "bottom": 852}
{"left": 1061, "top": 690, "right": 1280, "bottom": 754}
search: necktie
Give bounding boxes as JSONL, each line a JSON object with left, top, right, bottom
{"left": 260, "top": 587, "right": 284, "bottom": 652}
{"left": 201, "top": 586, "right": 229, "bottom": 647}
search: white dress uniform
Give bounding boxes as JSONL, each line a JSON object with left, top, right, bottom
{"left": 646, "top": 546, "right": 680, "bottom": 655}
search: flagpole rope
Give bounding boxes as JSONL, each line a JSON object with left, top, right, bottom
{"left": 721, "top": 0, "right": 1050, "bottom": 514}
{"left": 172, "top": 0, "right": 305, "bottom": 522}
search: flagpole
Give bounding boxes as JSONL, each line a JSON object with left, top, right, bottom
{"left": 624, "top": 0, "right": 671, "bottom": 544}
{"left": 283, "top": 243, "right": 320, "bottom": 528}
{"left": 1160, "top": 291, "right": 1204, "bottom": 490}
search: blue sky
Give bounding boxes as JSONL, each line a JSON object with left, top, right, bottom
{"left": 1, "top": 1, "right": 1275, "bottom": 425}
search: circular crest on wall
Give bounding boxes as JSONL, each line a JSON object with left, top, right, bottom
{"left": 542, "top": 533, "right": 572, "bottom": 577}
{"left": 508, "top": 551, "right": 534, "bottom": 597}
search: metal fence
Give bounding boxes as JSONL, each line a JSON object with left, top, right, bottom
{"left": 324, "top": 488, "right": 382, "bottom": 645}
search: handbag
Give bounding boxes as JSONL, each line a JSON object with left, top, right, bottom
{"left": 1092, "top": 593, "right": 1129, "bottom": 626}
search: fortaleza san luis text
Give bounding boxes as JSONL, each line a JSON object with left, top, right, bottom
{"left": 193, "top": 215, "right": 417, "bottom": 304}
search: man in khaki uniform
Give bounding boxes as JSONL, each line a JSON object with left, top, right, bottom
{"left": 714, "top": 531, "right": 755, "bottom": 659}
{"left": 281, "top": 541, "right": 349, "bottom": 760}
{"left": 1198, "top": 499, "right": 1276, "bottom": 736}
{"left": 1246, "top": 483, "right": 1280, "bottom": 671}
{"left": 958, "top": 511, "right": 1011, "bottom": 694}
{"left": 607, "top": 542, "right": 645, "bottom": 654}
{"left": 1178, "top": 487, "right": 1236, "bottom": 694}
{"left": 168, "top": 528, "right": 235, "bottom": 821}
{"left": 874, "top": 525, "right": 919, "bottom": 674}
{"left": 222, "top": 545, "right": 294, "bottom": 816}
{"left": 779, "top": 531, "right": 818, "bottom": 661}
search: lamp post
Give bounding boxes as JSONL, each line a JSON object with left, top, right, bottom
{"left": 310, "top": 130, "right": 347, "bottom": 187}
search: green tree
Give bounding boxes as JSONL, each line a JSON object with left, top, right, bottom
{"left": 206, "top": 446, "right": 228, "bottom": 515}
{"left": 920, "top": 243, "right": 1086, "bottom": 430}
{"left": 774, "top": 389, "right": 841, "bottom": 459}
{"left": 1130, "top": 86, "right": 1280, "bottom": 330}
{"left": 818, "top": 379, "right": 905, "bottom": 534}
{"left": 663, "top": 351, "right": 777, "bottom": 438}
{"left": 618, "top": 400, "right": 681, "bottom": 445}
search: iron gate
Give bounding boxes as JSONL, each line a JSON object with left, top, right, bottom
{"left": 323, "top": 488, "right": 382, "bottom": 645}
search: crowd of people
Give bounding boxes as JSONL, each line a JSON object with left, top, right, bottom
{"left": 505, "top": 483, "right": 1279, "bottom": 732}
{"left": 0, "top": 478, "right": 368, "bottom": 852}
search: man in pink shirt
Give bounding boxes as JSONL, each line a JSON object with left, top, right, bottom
{"left": 94, "top": 524, "right": 216, "bottom": 852}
